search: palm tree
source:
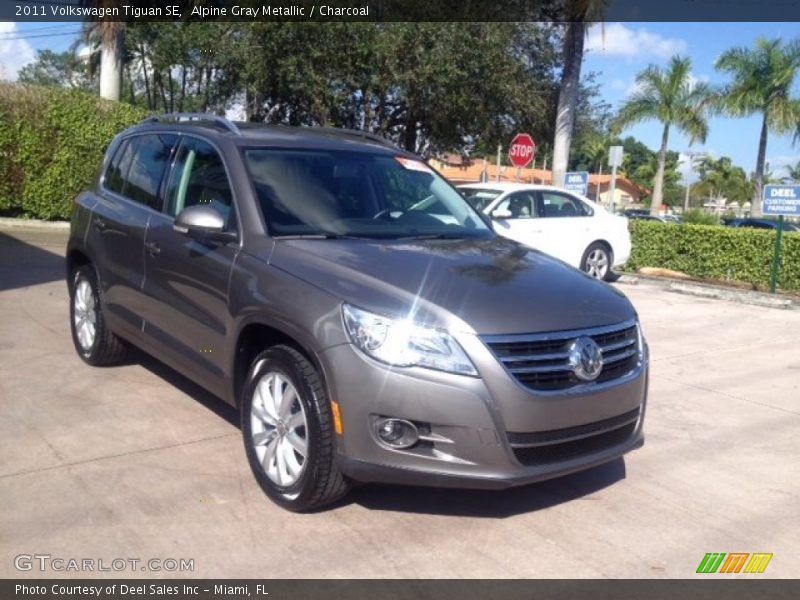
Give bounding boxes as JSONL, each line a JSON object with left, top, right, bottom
{"left": 715, "top": 38, "right": 800, "bottom": 217}
{"left": 614, "top": 56, "right": 711, "bottom": 216}
{"left": 550, "top": 0, "right": 608, "bottom": 188}
{"left": 788, "top": 160, "right": 800, "bottom": 181}
{"left": 79, "top": 2, "right": 124, "bottom": 100}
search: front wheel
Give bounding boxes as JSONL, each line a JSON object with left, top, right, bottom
{"left": 581, "top": 243, "right": 615, "bottom": 281}
{"left": 241, "top": 345, "right": 349, "bottom": 512}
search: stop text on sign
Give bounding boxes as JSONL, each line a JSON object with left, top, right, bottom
{"left": 508, "top": 133, "right": 536, "bottom": 168}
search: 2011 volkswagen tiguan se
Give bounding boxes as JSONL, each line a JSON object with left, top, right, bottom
{"left": 67, "top": 114, "right": 648, "bottom": 511}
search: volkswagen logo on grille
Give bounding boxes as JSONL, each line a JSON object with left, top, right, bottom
{"left": 568, "top": 336, "right": 603, "bottom": 381}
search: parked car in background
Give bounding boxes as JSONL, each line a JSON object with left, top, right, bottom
{"left": 459, "top": 183, "right": 631, "bottom": 281}
{"left": 67, "top": 115, "right": 649, "bottom": 511}
{"left": 727, "top": 218, "right": 800, "bottom": 232}
{"left": 627, "top": 214, "right": 668, "bottom": 223}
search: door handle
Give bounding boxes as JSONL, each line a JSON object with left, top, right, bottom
{"left": 145, "top": 241, "right": 161, "bottom": 257}
{"left": 92, "top": 217, "right": 106, "bottom": 231}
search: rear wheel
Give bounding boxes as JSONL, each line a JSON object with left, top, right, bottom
{"left": 241, "top": 345, "right": 349, "bottom": 512}
{"left": 581, "top": 243, "right": 615, "bottom": 282}
{"left": 69, "top": 265, "right": 127, "bottom": 365}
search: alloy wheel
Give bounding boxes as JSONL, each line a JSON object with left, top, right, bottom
{"left": 249, "top": 371, "right": 308, "bottom": 488}
{"left": 73, "top": 278, "right": 97, "bottom": 351}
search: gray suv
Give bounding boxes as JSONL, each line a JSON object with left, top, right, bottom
{"left": 67, "top": 114, "right": 648, "bottom": 511}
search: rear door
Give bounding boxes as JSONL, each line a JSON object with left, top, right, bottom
{"left": 87, "top": 133, "right": 177, "bottom": 341}
{"left": 141, "top": 136, "right": 240, "bottom": 392}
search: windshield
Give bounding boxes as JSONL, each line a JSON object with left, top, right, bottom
{"left": 460, "top": 188, "right": 503, "bottom": 211}
{"left": 244, "top": 149, "right": 493, "bottom": 239}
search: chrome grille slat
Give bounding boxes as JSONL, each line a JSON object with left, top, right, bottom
{"left": 483, "top": 320, "right": 641, "bottom": 392}
{"left": 599, "top": 338, "right": 636, "bottom": 353}
{"left": 499, "top": 350, "right": 571, "bottom": 363}
{"left": 508, "top": 363, "right": 575, "bottom": 375}
{"left": 601, "top": 347, "right": 638, "bottom": 364}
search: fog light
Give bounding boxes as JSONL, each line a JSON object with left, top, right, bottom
{"left": 375, "top": 418, "right": 419, "bottom": 449}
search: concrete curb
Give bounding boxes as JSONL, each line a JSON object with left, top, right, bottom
{"left": 616, "top": 273, "right": 796, "bottom": 310}
{"left": 0, "top": 217, "right": 69, "bottom": 230}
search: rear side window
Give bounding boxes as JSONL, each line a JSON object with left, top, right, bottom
{"left": 540, "top": 191, "right": 591, "bottom": 218}
{"left": 122, "top": 134, "right": 177, "bottom": 210}
{"left": 104, "top": 134, "right": 177, "bottom": 209}
{"left": 104, "top": 139, "right": 132, "bottom": 194}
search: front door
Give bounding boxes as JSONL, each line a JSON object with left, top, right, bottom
{"left": 142, "top": 136, "right": 240, "bottom": 393}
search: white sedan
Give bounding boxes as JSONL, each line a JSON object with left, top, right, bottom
{"left": 458, "top": 183, "right": 631, "bottom": 281}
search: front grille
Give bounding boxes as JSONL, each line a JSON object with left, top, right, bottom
{"left": 511, "top": 421, "right": 637, "bottom": 466}
{"left": 484, "top": 320, "right": 640, "bottom": 392}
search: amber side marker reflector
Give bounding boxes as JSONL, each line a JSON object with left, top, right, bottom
{"left": 330, "top": 400, "right": 343, "bottom": 435}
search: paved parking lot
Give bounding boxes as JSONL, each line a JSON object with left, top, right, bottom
{"left": 1, "top": 227, "right": 798, "bottom": 579}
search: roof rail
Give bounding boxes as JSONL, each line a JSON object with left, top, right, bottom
{"left": 310, "top": 126, "right": 398, "bottom": 150}
{"left": 142, "top": 113, "right": 241, "bottom": 135}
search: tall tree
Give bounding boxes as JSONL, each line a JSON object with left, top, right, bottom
{"left": 551, "top": 0, "right": 607, "bottom": 189}
{"left": 694, "top": 156, "right": 753, "bottom": 207}
{"left": 788, "top": 160, "right": 800, "bottom": 181}
{"left": 18, "top": 50, "right": 94, "bottom": 90}
{"left": 614, "top": 56, "right": 711, "bottom": 216}
{"left": 715, "top": 38, "right": 800, "bottom": 217}
{"left": 84, "top": 1, "right": 124, "bottom": 100}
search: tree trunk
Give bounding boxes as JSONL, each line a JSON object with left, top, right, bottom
{"left": 403, "top": 113, "right": 417, "bottom": 152}
{"left": 551, "top": 21, "right": 585, "bottom": 189}
{"left": 139, "top": 47, "right": 152, "bottom": 110}
{"left": 751, "top": 112, "right": 769, "bottom": 218}
{"left": 99, "top": 29, "right": 124, "bottom": 101}
{"left": 651, "top": 123, "right": 670, "bottom": 216}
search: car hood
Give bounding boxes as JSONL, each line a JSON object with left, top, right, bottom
{"left": 269, "top": 236, "right": 635, "bottom": 335}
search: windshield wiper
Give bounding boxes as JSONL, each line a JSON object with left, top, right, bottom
{"left": 393, "top": 233, "right": 472, "bottom": 240}
{"left": 273, "top": 233, "right": 366, "bottom": 240}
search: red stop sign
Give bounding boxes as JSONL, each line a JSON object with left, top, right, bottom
{"left": 508, "top": 133, "right": 536, "bottom": 168}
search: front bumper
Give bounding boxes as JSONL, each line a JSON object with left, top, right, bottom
{"left": 320, "top": 337, "right": 648, "bottom": 489}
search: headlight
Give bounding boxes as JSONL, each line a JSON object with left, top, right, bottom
{"left": 342, "top": 304, "right": 477, "bottom": 376}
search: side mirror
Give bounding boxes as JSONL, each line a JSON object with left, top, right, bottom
{"left": 491, "top": 208, "right": 513, "bottom": 220}
{"left": 173, "top": 205, "right": 236, "bottom": 242}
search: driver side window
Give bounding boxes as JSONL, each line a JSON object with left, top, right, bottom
{"left": 165, "top": 138, "right": 236, "bottom": 231}
{"left": 496, "top": 192, "right": 538, "bottom": 219}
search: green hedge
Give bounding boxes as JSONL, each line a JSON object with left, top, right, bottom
{"left": 628, "top": 221, "right": 800, "bottom": 292}
{"left": 0, "top": 84, "right": 147, "bottom": 220}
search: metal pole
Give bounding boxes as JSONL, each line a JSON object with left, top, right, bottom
{"left": 769, "top": 215, "right": 785, "bottom": 294}
{"left": 496, "top": 145, "right": 501, "bottom": 182}
{"left": 684, "top": 155, "right": 692, "bottom": 212}
{"left": 596, "top": 163, "right": 603, "bottom": 203}
{"left": 609, "top": 163, "right": 618, "bottom": 212}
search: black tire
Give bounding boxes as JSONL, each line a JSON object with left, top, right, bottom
{"left": 581, "top": 242, "right": 615, "bottom": 282}
{"left": 241, "top": 345, "right": 349, "bottom": 512}
{"left": 69, "top": 265, "right": 127, "bottom": 366}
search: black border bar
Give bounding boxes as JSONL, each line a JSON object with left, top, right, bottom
{"left": 4, "top": 0, "right": 800, "bottom": 22}
{"left": 4, "top": 580, "right": 800, "bottom": 600}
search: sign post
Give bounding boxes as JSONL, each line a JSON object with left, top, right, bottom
{"left": 608, "top": 146, "right": 624, "bottom": 211}
{"left": 508, "top": 133, "right": 536, "bottom": 170}
{"left": 564, "top": 171, "right": 589, "bottom": 196}
{"left": 762, "top": 184, "right": 800, "bottom": 293}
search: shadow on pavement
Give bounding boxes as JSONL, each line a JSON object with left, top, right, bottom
{"left": 0, "top": 230, "right": 66, "bottom": 292}
{"left": 129, "top": 340, "right": 626, "bottom": 518}
{"left": 132, "top": 347, "right": 240, "bottom": 429}
{"left": 347, "top": 458, "right": 626, "bottom": 518}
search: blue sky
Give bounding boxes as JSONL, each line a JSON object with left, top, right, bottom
{"left": 584, "top": 22, "right": 800, "bottom": 181}
{"left": 1, "top": 21, "right": 799, "bottom": 181}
